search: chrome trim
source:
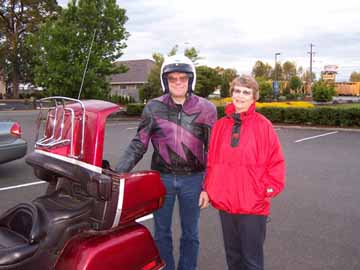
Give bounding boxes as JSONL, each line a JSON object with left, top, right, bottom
{"left": 35, "top": 96, "right": 86, "bottom": 159}
{"left": 112, "top": 178, "right": 125, "bottom": 228}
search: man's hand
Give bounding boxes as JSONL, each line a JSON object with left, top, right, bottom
{"left": 199, "top": 191, "right": 210, "bottom": 209}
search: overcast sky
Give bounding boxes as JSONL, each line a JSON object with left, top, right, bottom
{"left": 58, "top": 0, "right": 360, "bottom": 81}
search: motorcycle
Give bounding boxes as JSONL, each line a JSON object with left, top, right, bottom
{"left": 0, "top": 97, "right": 166, "bottom": 270}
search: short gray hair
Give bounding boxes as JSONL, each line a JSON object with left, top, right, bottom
{"left": 230, "top": 75, "right": 259, "bottom": 100}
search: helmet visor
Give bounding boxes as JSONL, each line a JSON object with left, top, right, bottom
{"left": 162, "top": 63, "right": 194, "bottom": 75}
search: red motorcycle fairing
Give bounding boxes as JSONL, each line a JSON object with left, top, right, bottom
{"left": 55, "top": 223, "right": 165, "bottom": 270}
{"left": 0, "top": 97, "right": 166, "bottom": 270}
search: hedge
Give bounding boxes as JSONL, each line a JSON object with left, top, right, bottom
{"left": 125, "top": 103, "right": 360, "bottom": 128}
{"left": 260, "top": 107, "right": 360, "bottom": 127}
{"left": 126, "top": 103, "right": 145, "bottom": 116}
{"left": 216, "top": 106, "right": 360, "bottom": 127}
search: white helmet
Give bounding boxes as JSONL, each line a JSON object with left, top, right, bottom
{"left": 160, "top": 54, "right": 196, "bottom": 94}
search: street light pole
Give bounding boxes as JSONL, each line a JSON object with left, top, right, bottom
{"left": 274, "top": 52, "right": 281, "bottom": 81}
{"left": 308, "top": 43, "right": 315, "bottom": 96}
{"left": 274, "top": 52, "right": 281, "bottom": 99}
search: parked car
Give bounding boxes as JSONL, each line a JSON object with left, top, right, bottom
{"left": 0, "top": 121, "right": 27, "bottom": 164}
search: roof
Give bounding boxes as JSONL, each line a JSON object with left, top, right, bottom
{"left": 111, "top": 59, "right": 155, "bottom": 84}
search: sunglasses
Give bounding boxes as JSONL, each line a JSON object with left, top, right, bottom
{"left": 232, "top": 88, "right": 253, "bottom": 96}
{"left": 167, "top": 75, "right": 189, "bottom": 84}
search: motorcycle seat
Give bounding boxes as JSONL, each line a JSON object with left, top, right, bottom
{"left": 34, "top": 189, "right": 94, "bottom": 222}
{"left": 0, "top": 191, "right": 94, "bottom": 269}
{"left": 0, "top": 228, "right": 39, "bottom": 266}
{"left": 0, "top": 203, "right": 44, "bottom": 266}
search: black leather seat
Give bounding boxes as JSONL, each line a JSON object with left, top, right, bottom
{"left": 34, "top": 189, "right": 94, "bottom": 222}
{"left": 0, "top": 189, "right": 94, "bottom": 270}
{"left": 0, "top": 203, "right": 43, "bottom": 266}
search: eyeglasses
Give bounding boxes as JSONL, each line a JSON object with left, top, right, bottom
{"left": 232, "top": 88, "right": 253, "bottom": 97}
{"left": 167, "top": 75, "right": 189, "bottom": 84}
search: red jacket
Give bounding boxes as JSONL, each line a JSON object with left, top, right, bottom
{"left": 204, "top": 102, "right": 285, "bottom": 216}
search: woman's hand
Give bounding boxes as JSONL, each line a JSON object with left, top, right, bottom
{"left": 199, "top": 191, "right": 210, "bottom": 209}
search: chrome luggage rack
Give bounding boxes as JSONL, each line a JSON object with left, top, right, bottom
{"left": 35, "top": 96, "right": 86, "bottom": 159}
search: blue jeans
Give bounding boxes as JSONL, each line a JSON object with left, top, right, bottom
{"left": 154, "top": 172, "right": 203, "bottom": 270}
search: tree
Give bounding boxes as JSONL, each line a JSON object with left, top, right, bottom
{"left": 252, "top": 60, "right": 272, "bottom": 79}
{"left": 271, "top": 62, "right": 283, "bottom": 81}
{"left": 256, "top": 77, "right": 273, "bottom": 101}
{"left": 195, "top": 66, "right": 221, "bottom": 98}
{"left": 350, "top": 71, "right": 360, "bottom": 82}
{"left": 29, "top": 0, "right": 128, "bottom": 99}
{"left": 184, "top": 47, "right": 203, "bottom": 64}
{"left": 288, "top": 75, "right": 303, "bottom": 94}
{"left": 139, "top": 53, "right": 163, "bottom": 102}
{"left": 0, "top": 0, "right": 59, "bottom": 97}
{"left": 219, "top": 68, "right": 237, "bottom": 97}
{"left": 301, "top": 70, "right": 316, "bottom": 83}
{"left": 282, "top": 61, "right": 297, "bottom": 81}
{"left": 297, "top": 66, "right": 304, "bottom": 76}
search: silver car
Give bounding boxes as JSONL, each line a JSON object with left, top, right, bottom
{"left": 0, "top": 121, "right": 27, "bottom": 164}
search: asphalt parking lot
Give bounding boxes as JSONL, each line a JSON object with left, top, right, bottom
{"left": 0, "top": 112, "right": 359, "bottom": 270}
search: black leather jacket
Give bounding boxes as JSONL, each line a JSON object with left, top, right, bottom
{"left": 116, "top": 94, "right": 217, "bottom": 174}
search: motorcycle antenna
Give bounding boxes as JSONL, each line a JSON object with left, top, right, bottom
{"left": 78, "top": 29, "right": 97, "bottom": 100}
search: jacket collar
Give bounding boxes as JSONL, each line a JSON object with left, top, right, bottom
{"left": 225, "top": 102, "right": 256, "bottom": 121}
{"left": 163, "top": 93, "right": 195, "bottom": 108}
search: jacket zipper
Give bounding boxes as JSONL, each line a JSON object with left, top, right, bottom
{"left": 175, "top": 107, "right": 182, "bottom": 168}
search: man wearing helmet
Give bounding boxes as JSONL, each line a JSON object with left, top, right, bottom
{"left": 116, "top": 54, "right": 217, "bottom": 270}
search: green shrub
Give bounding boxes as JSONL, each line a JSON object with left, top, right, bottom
{"left": 256, "top": 107, "right": 284, "bottom": 123}
{"left": 216, "top": 106, "right": 225, "bottom": 118}
{"left": 312, "top": 81, "right": 336, "bottom": 102}
{"left": 122, "top": 103, "right": 360, "bottom": 128}
{"left": 257, "top": 79, "right": 273, "bottom": 101}
{"left": 126, "top": 103, "right": 145, "bottom": 116}
{"left": 282, "top": 108, "right": 309, "bottom": 124}
{"left": 255, "top": 106, "right": 360, "bottom": 127}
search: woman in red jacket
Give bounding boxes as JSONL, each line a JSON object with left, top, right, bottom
{"left": 199, "top": 75, "right": 285, "bottom": 270}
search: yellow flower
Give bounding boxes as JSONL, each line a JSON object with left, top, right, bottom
{"left": 256, "top": 101, "right": 314, "bottom": 108}
{"left": 210, "top": 98, "right": 314, "bottom": 108}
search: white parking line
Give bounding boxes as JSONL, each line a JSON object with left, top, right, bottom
{"left": 295, "top": 131, "right": 338, "bottom": 143}
{"left": 106, "top": 122, "right": 139, "bottom": 126}
{"left": 0, "top": 181, "right": 46, "bottom": 192}
{"left": 0, "top": 180, "right": 154, "bottom": 222}
{"left": 126, "top": 127, "right": 137, "bottom": 130}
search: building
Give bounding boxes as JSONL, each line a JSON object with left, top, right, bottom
{"left": 335, "top": 82, "right": 360, "bottom": 96}
{"left": 110, "top": 59, "right": 155, "bottom": 102}
{"left": 321, "top": 65, "right": 338, "bottom": 82}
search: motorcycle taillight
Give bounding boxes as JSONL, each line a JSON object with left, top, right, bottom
{"left": 142, "top": 258, "right": 165, "bottom": 270}
{"left": 10, "top": 122, "right": 21, "bottom": 137}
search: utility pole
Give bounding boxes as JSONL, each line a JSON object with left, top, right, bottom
{"left": 308, "top": 43, "right": 315, "bottom": 96}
